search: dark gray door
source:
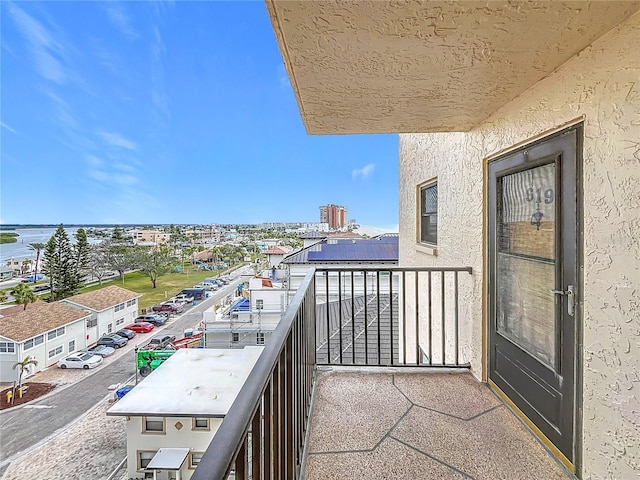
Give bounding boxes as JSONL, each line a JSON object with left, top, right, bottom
{"left": 488, "top": 127, "right": 580, "bottom": 464}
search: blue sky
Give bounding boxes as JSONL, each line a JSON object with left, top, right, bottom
{"left": 0, "top": 1, "right": 399, "bottom": 230}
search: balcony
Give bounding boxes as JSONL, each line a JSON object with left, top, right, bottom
{"left": 191, "top": 268, "right": 571, "bottom": 480}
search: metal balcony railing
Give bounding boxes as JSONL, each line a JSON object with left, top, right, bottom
{"left": 191, "top": 266, "right": 473, "bottom": 480}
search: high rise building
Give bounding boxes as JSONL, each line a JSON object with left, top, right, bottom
{"left": 319, "top": 204, "right": 348, "bottom": 229}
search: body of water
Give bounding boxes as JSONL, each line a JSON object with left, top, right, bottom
{"left": 0, "top": 228, "right": 100, "bottom": 262}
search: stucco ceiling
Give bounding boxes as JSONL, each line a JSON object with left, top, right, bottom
{"left": 266, "top": 1, "right": 640, "bottom": 134}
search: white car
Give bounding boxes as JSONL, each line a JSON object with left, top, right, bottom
{"left": 58, "top": 352, "right": 103, "bottom": 369}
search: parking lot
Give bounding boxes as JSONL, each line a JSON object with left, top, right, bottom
{"left": 0, "top": 271, "right": 247, "bottom": 479}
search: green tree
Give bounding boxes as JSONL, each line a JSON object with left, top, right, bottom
{"left": 42, "top": 225, "right": 77, "bottom": 300}
{"left": 88, "top": 244, "right": 110, "bottom": 285}
{"left": 111, "top": 225, "right": 126, "bottom": 243}
{"left": 102, "top": 240, "right": 138, "bottom": 282}
{"left": 12, "top": 356, "right": 38, "bottom": 392}
{"left": 10, "top": 283, "right": 37, "bottom": 310}
{"left": 0, "top": 290, "right": 8, "bottom": 303}
{"left": 29, "top": 242, "right": 46, "bottom": 283}
{"left": 135, "top": 245, "right": 176, "bottom": 288}
{"left": 72, "top": 228, "right": 91, "bottom": 290}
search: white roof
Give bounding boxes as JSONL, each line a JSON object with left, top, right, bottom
{"left": 146, "top": 448, "right": 190, "bottom": 470}
{"left": 107, "top": 347, "right": 264, "bottom": 417}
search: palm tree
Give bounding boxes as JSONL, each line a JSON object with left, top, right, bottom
{"left": 12, "top": 356, "right": 38, "bottom": 403}
{"left": 28, "top": 242, "right": 46, "bottom": 283}
{"left": 11, "top": 283, "right": 37, "bottom": 310}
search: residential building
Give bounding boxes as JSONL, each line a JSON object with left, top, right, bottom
{"left": 62, "top": 286, "right": 141, "bottom": 344}
{"left": 281, "top": 233, "right": 398, "bottom": 293}
{"left": 202, "top": 277, "right": 288, "bottom": 349}
{"left": 263, "top": 245, "right": 291, "bottom": 269}
{"left": 107, "top": 347, "right": 263, "bottom": 480}
{"left": 0, "top": 301, "right": 92, "bottom": 382}
{"left": 319, "top": 204, "right": 347, "bottom": 229}
{"left": 4, "top": 257, "right": 33, "bottom": 276}
{"left": 298, "top": 231, "right": 327, "bottom": 249}
{"left": 132, "top": 230, "right": 171, "bottom": 246}
{"left": 191, "top": 4, "right": 640, "bottom": 479}
{"left": 0, "top": 266, "right": 13, "bottom": 281}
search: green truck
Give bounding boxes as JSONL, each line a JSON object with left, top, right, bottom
{"left": 137, "top": 349, "right": 176, "bottom": 377}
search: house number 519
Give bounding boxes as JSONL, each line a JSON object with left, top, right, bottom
{"left": 526, "top": 188, "right": 554, "bottom": 204}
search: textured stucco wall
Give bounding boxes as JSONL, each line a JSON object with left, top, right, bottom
{"left": 268, "top": 0, "right": 640, "bottom": 134}
{"left": 398, "top": 12, "right": 640, "bottom": 479}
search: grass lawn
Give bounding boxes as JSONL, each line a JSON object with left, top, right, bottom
{"left": 79, "top": 267, "right": 241, "bottom": 312}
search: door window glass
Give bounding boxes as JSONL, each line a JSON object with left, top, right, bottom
{"left": 496, "top": 163, "right": 557, "bottom": 367}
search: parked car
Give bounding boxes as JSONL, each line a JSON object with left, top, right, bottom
{"left": 219, "top": 277, "right": 230, "bottom": 285}
{"left": 144, "top": 334, "right": 177, "bottom": 349}
{"left": 116, "top": 328, "right": 136, "bottom": 339}
{"left": 82, "top": 345, "right": 115, "bottom": 358}
{"left": 194, "top": 283, "right": 215, "bottom": 291}
{"left": 174, "top": 294, "right": 194, "bottom": 303}
{"left": 181, "top": 288, "right": 206, "bottom": 300}
{"left": 96, "top": 333, "right": 128, "bottom": 349}
{"left": 31, "top": 284, "right": 51, "bottom": 293}
{"left": 125, "top": 322, "right": 155, "bottom": 333}
{"left": 58, "top": 352, "right": 102, "bottom": 369}
{"left": 152, "top": 303, "right": 183, "bottom": 313}
{"left": 162, "top": 299, "right": 187, "bottom": 309}
{"left": 135, "top": 314, "right": 167, "bottom": 326}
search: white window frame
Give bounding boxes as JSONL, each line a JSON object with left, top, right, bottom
{"left": 24, "top": 335, "right": 44, "bottom": 350}
{"left": 47, "top": 326, "right": 66, "bottom": 341}
{"left": 87, "top": 317, "right": 98, "bottom": 328}
{"left": 257, "top": 332, "right": 265, "bottom": 345}
{"left": 256, "top": 299, "right": 264, "bottom": 310}
{"left": 48, "top": 345, "right": 63, "bottom": 358}
{"left": 0, "top": 342, "right": 16, "bottom": 353}
{"left": 68, "top": 340, "right": 76, "bottom": 353}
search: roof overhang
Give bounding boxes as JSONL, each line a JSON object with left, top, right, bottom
{"left": 266, "top": 1, "right": 640, "bottom": 133}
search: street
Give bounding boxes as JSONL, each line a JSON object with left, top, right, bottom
{"left": 0, "top": 271, "right": 248, "bottom": 476}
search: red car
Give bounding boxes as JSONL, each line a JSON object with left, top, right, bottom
{"left": 124, "top": 322, "right": 155, "bottom": 333}
{"left": 151, "top": 303, "right": 183, "bottom": 313}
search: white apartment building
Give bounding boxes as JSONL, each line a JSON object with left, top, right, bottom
{"left": 62, "top": 285, "right": 141, "bottom": 344}
{"left": 202, "top": 277, "right": 288, "bottom": 349}
{"left": 0, "top": 302, "right": 92, "bottom": 382}
{"left": 107, "top": 347, "right": 263, "bottom": 480}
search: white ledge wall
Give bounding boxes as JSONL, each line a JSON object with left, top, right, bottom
{"left": 398, "top": 11, "right": 640, "bottom": 479}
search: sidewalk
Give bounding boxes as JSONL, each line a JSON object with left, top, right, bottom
{"left": 0, "top": 280, "right": 243, "bottom": 479}
{"left": 1, "top": 399, "right": 127, "bottom": 480}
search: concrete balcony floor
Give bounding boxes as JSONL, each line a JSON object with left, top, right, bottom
{"left": 303, "top": 369, "right": 572, "bottom": 480}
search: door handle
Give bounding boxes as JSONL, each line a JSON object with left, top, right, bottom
{"left": 550, "top": 285, "right": 575, "bottom": 317}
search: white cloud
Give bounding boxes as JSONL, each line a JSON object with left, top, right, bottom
{"left": 150, "top": 26, "right": 170, "bottom": 120}
{"left": 96, "top": 130, "right": 138, "bottom": 150}
{"left": 352, "top": 163, "right": 376, "bottom": 180}
{"left": 8, "top": 3, "right": 66, "bottom": 83}
{"left": 103, "top": 4, "right": 138, "bottom": 39}
{"left": 85, "top": 155, "right": 104, "bottom": 168}
{"left": 1, "top": 122, "right": 18, "bottom": 134}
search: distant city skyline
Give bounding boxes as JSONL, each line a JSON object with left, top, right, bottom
{"left": 1, "top": 2, "right": 399, "bottom": 226}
